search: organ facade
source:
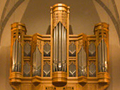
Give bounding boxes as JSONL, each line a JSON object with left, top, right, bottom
{"left": 9, "top": 3, "right": 110, "bottom": 90}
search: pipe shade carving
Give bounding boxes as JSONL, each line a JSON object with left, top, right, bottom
{"left": 23, "top": 62, "right": 30, "bottom": 77}
{"left": 44, "top": 42, "right": 51, "bottom": 57}
{"left": 89, "top": 62, "right": 96, "bottom": 77}
{"left": 69, "top": 62, "right": 76, "bottom": 77}
{"left": 69, "top": 42, "right": 76, "bottom": 56}
{"left": 43, "top": 61, "right": 50, "bottom": 77}
{"left": 89, "top": 43, "right": 96, "bottom": 56}
{"left": 24, "top": 42, "right": 31, "bottom": 56}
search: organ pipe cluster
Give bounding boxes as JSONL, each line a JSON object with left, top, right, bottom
{"left": 9, "top": 3, "right": 110, "bottom": 90}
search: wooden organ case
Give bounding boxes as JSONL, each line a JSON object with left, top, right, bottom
{"left": 9, "top": 3, "right": 110, "bottom": 90}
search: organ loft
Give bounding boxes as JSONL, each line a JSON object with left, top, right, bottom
{"left": 9, "top": 3, "right": 110, "bottom": 90}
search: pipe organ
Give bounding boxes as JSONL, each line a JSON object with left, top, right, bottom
{"left": 9, "top": 3, "right": 110, "bottom": 90}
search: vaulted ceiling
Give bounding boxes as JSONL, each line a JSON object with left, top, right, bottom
{"left": 0, "top": 0, "right": 120, "bottom": 38}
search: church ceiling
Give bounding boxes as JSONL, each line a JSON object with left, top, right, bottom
{"left": 0, "top": 0, "right": 120, "bottom": 42}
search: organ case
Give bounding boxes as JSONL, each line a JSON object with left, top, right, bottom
{"left": 9, "top": 3, "right": 110, "bottom": 90}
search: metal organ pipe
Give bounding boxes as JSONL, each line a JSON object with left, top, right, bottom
{"left": 53, "top": 22, "right": 67, "bottom": 72}
{"left": 59, "top": 22, "right": 62, "bottom": 71}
